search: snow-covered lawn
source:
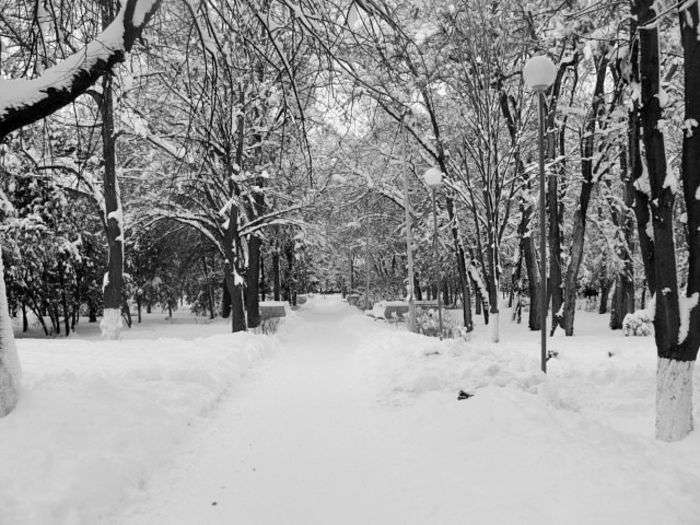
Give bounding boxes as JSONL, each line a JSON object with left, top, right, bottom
{"left": 2, "top": 296, "right": 700, "bottom": 524}
{"left": 0, "top": 314, "right": 277, "bottom": 523}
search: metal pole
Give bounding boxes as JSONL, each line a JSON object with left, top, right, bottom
{"left": 432, "top": 188, "right": 444, "bottom": 340}
{"left": 405, "top": 172, "right": 416, "bottom": 332}
{"left": 537, "top": 91, "right": 548, "bottom": 373}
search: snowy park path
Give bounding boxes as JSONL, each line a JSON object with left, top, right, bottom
{"left": 117, "top": 297, "right": 700, "bottom": 525}
{"left": 120, "top": 298, "right": 435, "bottom": 524}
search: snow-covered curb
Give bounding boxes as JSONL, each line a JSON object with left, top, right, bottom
{"left": 0, "top": 331, "right": 277, "bottom": 523}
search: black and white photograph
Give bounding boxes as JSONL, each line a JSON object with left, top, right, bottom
{"left": 0, "top": 0, "right": 699, "bottom": 523}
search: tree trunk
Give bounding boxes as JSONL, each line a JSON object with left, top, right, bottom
{"left": 599, "top": 282, "right": 610, "bottom": 314}
{"left": 224, "top": 264, "right": 246, "bottom": 332}
{"left": 414, "top": 274, "right": 422, "bottom": 301}
{"left": 99, "top": 0, "right": 124, "bottom": 340}
{"left": 260, "top": 253, "right": 266, "bottom": 302}
{"left": 651, "top": 2, "right": 700, "bottom": 441}
{"left": 221, "top": 280, "right": 231, "bottom": 318}
{"left": 246, "top": 235, "right": 262, "bottom": 328}
{"left": 21, "top": 303, "right": 28, "bottom": 333}
{"left": 610, "top": 147, "right": 636, "bottom": 329}
{"left": 0, "top": 253, "right": 20, "bottom": 417}
{"left": 561, "top": 51, "right": 609, "bottom": 336}
{"left": 445, "top": 197, "right": 473, "bottom": 331}
{"left": 522, "top": 232, "right": 541, "bottom": 331}
{"left": 626, "top": 0, "right": 700, "bottom": 441}
{"left": 272, "top": 248, "right": 281, "bottom": 301}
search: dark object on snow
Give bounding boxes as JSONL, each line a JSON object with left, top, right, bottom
{"left": 547, "top": 350, "right": 559, "bottom": 360}
{"left": 608, "top": 351, "right": 615, "bottom": 358}
{"left": 457, "top": 390, "right": 474, "bottom": 400}
{"left": 212, "top": 502, "right": 218, "bottom": 506}
{"left": 425, "top": 350, "right": 440, "bottom": 356}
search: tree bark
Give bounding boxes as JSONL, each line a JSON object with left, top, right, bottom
{"left": 610, "top": 147, "right": 636, "bottom": 329}
{"left": 445, "top": 197, "right": 473, "bottom": 331}
{"left": 221, "top": 280, "right": 231, "bottom": 318}
{"left": 0, "top": 253, "right": 20, "bottom": 417}
{"left": 272, "top": 248, "right": 281, "bottom": 301}
{"left": 246, "top": 235, "right": 262, "bottom": 328}
{"left": 99, "top": 0, "right": 124, "bottom": 340}
{"left": 652, "top": 1, "right": 700, "bottom": 441}
{"left": 599, "top": 282, "right": 610, "bottom": 315}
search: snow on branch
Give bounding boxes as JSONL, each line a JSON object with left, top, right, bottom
{"left": 0, "top": 0, "right": 161, "bottom": 142}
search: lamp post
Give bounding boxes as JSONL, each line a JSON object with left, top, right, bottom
{"left": 424, "top": 167, "right": 444, "bottom": 340}
{"left": 523, "top": 55, "right": 556, "bottom": 374}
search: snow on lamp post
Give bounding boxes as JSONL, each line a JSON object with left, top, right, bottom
{"left": 424, "top": 167, "right": 445, "bottom": 340}
{"left": 523, "top": 54, "right": 556, "bottom": 374}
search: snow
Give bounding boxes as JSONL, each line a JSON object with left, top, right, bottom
{"left": 0, "top": 315, "right": 276, "bottom": 523}
{"left": 3, "top": 297, "right": 700, "bottom": 524}
{"left": 113, "top": 297, "right": 699, "bottom": 524}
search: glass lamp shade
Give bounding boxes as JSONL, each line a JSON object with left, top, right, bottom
{"left": 523, "top": 55, "right": 557, "bottom": 92}
{"left": 423, "top": 167, "right": 444, "bottom": 187}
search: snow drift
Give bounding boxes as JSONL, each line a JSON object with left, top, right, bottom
{"left": 0, "top": 331, "right": 276, "bottom": 523}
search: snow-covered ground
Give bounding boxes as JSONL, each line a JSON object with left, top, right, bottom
{"left": 2, "top": 295, "right": 700, "bottom": 524}
{"left": 0, "top": 312, "right": 278, "bottom": 523}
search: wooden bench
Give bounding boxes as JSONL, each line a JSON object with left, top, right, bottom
{"left": 369, "top": 301, "right": 410, "bottom": 322}
{"left": 258, "top": 302, "right": 287, "bottom": 334}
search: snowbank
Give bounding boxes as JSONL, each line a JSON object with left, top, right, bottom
{"left": 0, "top": 331, "right": 276, "bottom": 523}
{"left": 343, "top": 308, "right": 700, "bottom": 523}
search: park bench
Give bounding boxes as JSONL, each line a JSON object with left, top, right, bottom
{"left": 414, "top": 301, "right": 438, "bottom": 311}
{"left": 258, "top": 301, "right": 288, "bottom": 334}
{"left": 367, "top": 301, "right": 410, "bottom": 322}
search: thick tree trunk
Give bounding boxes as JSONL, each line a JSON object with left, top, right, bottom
{"left": 598, "top": 282, "right": 610, "bottom": 314}
{"left": 651, "top": 2, "right": 700, "bottom": 441}
{"left": 88, "top": 302, "right": 97, "bottom": 323}
{"left": 656, "top": 358, "right": 694, "bottom": 441}
{"left": 0, "top": 254, "right": 21, "bottom": 417}
{"left": 223, "top": 265, "right": 246, "bottom": 332}
{"left": 99, "top": 0, "right": 124, "bottom": 340}
{"left": 625, "top": 0, "right": 700, "bottom": 441}
{"left": 221, "top": 280, "right": 231, "bottom": 318}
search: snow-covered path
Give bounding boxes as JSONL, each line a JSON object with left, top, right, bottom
{"left": 116, "top": 297, "right": 700, "bottom": 525}
{"left": 120, "top": 298, "right": 430, "bottom": 524}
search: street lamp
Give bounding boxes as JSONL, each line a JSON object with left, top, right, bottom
{"left": 423, "top": 166, "right": 444, "bottom": 340}
{"left": 523, "top": 54, "right": 556, "bottom": 374}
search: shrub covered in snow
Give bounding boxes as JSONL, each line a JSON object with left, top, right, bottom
{"left": 416, "top": 308, "right": 455, "bottom": 338}
{"left": 622, "top": 309, "right": 654, "bottom": 336}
